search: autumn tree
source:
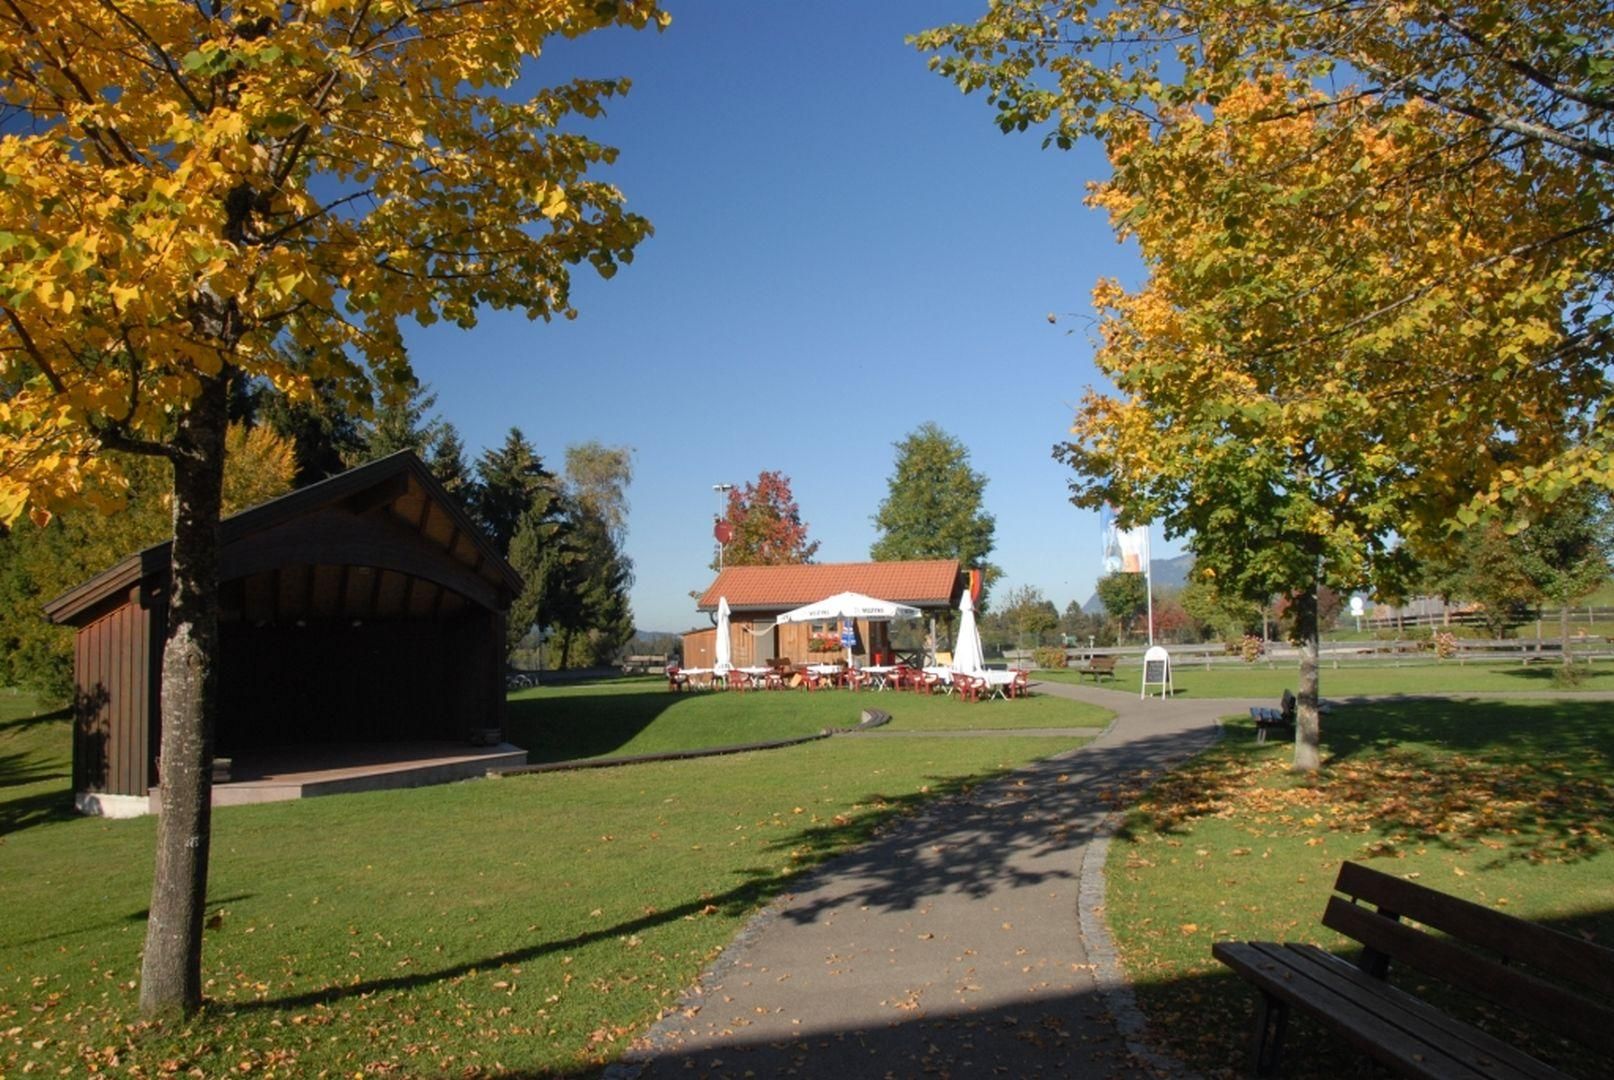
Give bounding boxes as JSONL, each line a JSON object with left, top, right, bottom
{"left": 870, "top": 423, "right": 999, "bottom": 602}
{"left": 914, "top": 4, "right": 1614, "bottom": 467}
{"left": 1181, "top": 577, "right": 1263, "bottom": 644}
{"left": 251, "top": 374, "right": 365, "bottom": 487}
{"left": 552, "top": 443, "right": 635, "bottom": 667}
{"left": 0, "top": 428, "right": 295, "bottom": 699}
{"left": 997, "top": 585, "right": 1060, "bottom": 649}
{"left": 715, "top": 471, "right": 820, "bottom": 568}
{"left": 0, "top": 1, "right": 665, "bottom": 1015}
{"left": 1000, "top": 78, "right": 1599, "bottom": 770}
{"left": 1422, "top": 490, "right": 1614, "bottom": 651}
{"left": 565, "top": 442, "right": 633, "bottom": 546}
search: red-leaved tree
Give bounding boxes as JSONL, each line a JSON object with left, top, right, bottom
{"left": 716, "top": 471, "right": 819, "bottom": 568}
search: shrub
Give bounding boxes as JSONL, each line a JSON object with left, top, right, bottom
{"left": 1033, "top": 646, "right": 1068, "bottom": 669}
{"left": 1433, "top": 631, "right": 1458, "bottom": 659}
{"left": 1240, "top": 634, "right": 1264, "bottom": 663}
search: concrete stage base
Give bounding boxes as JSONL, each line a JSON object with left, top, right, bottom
{"left": 146, "top": 741, "right": 528, "bottom": 812}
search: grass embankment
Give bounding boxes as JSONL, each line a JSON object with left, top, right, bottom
{"left": 1106, "top": 697, "right": 1614, "bottom": 1078}
{"left": 505, "top": 677, "right": 1107, "bottom": 761}
{"left": 0, "top": 682, "right": 1103, "bottom": 1077}
{"left": 1039, "top": 659, "right": 1614, "bottom": 697}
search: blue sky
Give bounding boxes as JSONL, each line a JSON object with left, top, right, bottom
{"left": 405, "top": 1, "right": 1175, "bottom": 632}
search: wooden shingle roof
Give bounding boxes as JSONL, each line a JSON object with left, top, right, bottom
{"left": 696, "top": 560, "right": 962, "bottom": 614}
{"left": 45, "top": 451, "right": 520, "bottom": 626}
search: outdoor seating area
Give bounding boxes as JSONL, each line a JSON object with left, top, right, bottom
{"left": 673, "top": 567, "right": 1037, "bottom": 702}
{"left": 665, "top": 660, "right": 1032, "bottom": 699}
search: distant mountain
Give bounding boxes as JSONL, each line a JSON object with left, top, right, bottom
{"left": 1083, "top": 553, "right": 1194, "bottom": 613}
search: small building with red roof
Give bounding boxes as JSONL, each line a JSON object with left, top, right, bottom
{"left": 683, "top": 559, "right": 963, "bottom": 668}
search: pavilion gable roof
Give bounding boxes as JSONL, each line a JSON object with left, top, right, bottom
{"left": 696, "top": 560, "right": 962, "bottom": 614}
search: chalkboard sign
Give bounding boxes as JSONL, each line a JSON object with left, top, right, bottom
{"left": 1140, "top": 645, "right": 1173, "bottom": 699}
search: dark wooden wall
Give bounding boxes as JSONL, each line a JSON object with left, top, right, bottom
{"left": 217, "top": 609, "right": 501, "bottom": 753}
{"left": 73, "top": 596, "right": 159, "bottom": 796}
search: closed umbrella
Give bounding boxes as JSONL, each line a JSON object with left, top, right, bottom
{"left": 714, "top": 596, "right": 733, "bottom": 675}
{"left": 952, "top": 590, "right": 985, "bottom": 674}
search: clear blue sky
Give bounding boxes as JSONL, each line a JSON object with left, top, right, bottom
{"left": 404, "top": 1, "right": 1175, "bottom": 632}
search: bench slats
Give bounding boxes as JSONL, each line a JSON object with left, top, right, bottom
{"left": 1271, "top": 942, "right": 1575, "bottom": 1078}
{"left": 1335, "top": 862, "right": 1614, "bottom": 998}
{"left": 1323, "top": 897, "right": 1614, "bottom": 1058}
{"left": 1214, "top": 941, "right": 1568, "bottom": 1080}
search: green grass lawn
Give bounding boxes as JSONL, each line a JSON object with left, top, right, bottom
{"left": 1038, "top": 657, "right": 1614, "bottom": 697}
{"left": 0, "top": 683, "right": 1096, "bottom": 1078}
{"left": 1105, "top": 697, "right": 1614, "bottom": 1078}
{"left": 505, "top": 678, "right": 1109, "bottom": 761}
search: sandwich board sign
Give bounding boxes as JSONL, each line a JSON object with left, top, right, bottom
{"left": 1141, "top": 645, "right": 1173, "bottom": 699}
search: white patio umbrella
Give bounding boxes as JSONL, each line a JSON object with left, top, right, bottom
{"left": 775, "top": 591, "right": 921, "bottom": 665}
{"left": 951, "top": 589, "right": 986, "bottom": 674}
{"left": 714, "top": 596, "right": 733, "bottom": 675}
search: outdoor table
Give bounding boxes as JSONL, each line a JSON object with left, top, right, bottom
{"left": 980, "top": 670, "right": 1017, "bottom": 700}
{"left": 679, "top": 666, "right": 715, "bottom": 689}
{"left": 860, "top": 664, "right": 898, "bottom": 690}
{"left": 736, "top": 665, "right": 771, "bottom": 688}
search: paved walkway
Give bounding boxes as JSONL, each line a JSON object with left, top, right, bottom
{"left": 613, "top": 683, "right": 1265, "bottom": 1080}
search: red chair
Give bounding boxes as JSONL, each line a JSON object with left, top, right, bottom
{"left": 724, "top": 668, "right": 749, "bottom": 692}
{"left": 1009, "top": 669, "right": 1030, "bottom": 698}
{"left": 666, "top": 666, "right": 689, "bottom": 692}
{"left": 954, "top": 672, "right": 985, "bottom": 703}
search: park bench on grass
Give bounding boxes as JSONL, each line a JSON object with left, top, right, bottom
{"left": 1213, "top": 860, "right": 1614, "bottom": 1078}
{"left": 1078, "top": 655, "right": 1118, "bottom": 683}
{"left": 1249, "top": 689, "right": 1296, "bottom": 743}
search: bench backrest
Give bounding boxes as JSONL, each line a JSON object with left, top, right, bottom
{"left": 1091, "top": 655, "right": 1117, "bottom": 670}
{"left": 1322, "top": 861, "right": 1614, "bottom": 1056}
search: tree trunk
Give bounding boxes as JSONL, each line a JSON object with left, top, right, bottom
{"left": 1560, "top": 604, "right": 1572, "bottom": 668}
{"left": 139, "top": 375, "right": 228, "bottom": 1018}
{"left": 1292, "top": 580, "right": 1322, "bottom": 773}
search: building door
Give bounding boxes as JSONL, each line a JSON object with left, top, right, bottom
{"left": 747, "top": 621, "right": 775, "bottom": 666}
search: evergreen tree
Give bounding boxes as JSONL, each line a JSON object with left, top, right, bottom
{"left": 427, "top": 423, "right": 476, "bottom": 505}
{"left": 505, "top": 483, "right": 574, "bottom": 656}
{"left": 360, "top": 383, "right": 441, "bottom": 462}
{"left": 870, "top": 423, "right": 998, "bottom": 603}
{"left": 256, "top": 378, "right": 366, "bottom": 487}
{"left": 473, "top": 428, "right": 552, "bottom": 558}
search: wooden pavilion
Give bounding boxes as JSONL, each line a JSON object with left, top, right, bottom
{"left": 46, "top": 451, "right": 523, "bottom": 816}
{"left": 683, "top": 560, "right": 962, "bottom": 669}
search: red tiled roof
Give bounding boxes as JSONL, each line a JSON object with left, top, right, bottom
{"left": 696, "top": 560, "right": 962, "bottom": 613}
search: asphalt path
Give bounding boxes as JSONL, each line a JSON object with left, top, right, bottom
{"left": 610, "top": 681, "right": 1264, "bottom": 1080}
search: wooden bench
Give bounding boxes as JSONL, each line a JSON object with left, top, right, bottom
{"left": 1213, "top": 860, "right": 1614, "bottom": 1078}
{"left": 1077, "top": 655, "right": 1118, "bottom": 683}
{"left": 1249, "top": 689, "right": 1296, "bottom": 743}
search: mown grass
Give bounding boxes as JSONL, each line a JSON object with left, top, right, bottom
{"left": 0, "top": 683, "right": 1094, "bottom": 1078}
{"left": 1038, "top": 658, "right": 1614, "bottom": 697}
{"left": 1105, "top": 697, "right": 1614, "bottom": 1078}
{"left": 505, "top": 678, "right": 1108, "bottom": 761}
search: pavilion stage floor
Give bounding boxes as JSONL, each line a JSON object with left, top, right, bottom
{"left": 151, "top": 741, "right": 529, "bottom": 810}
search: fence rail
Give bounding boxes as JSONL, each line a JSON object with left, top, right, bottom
{"left": 1002, "top": 634, "right": 1614, "bottom": 669}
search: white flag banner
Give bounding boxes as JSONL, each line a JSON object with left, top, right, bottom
{"left": 1118, "top": 525, "right": 1150, "bottom": 574}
